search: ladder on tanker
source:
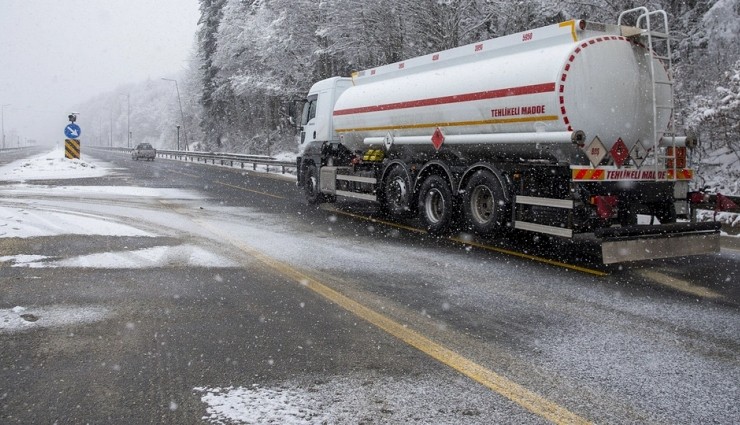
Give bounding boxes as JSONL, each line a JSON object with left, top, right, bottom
{"left": 618, "top": 7, "right": 678, "bottom": 180}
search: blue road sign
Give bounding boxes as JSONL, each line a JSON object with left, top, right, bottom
{"left": 64, "top": 123, "right": 81, "bottom": 139}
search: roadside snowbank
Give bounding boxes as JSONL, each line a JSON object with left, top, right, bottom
{"left": 0, "top": 147, "right": 109, "bottom": 181}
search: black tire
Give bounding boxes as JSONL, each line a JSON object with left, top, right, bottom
{"left": 618, "top": 205, "right": 638, "bottom": 226}
{"left": 380, "top": 166, "right": 415, "bottom": 218}
{"left": 303, "top": 164, "right": 324, "bottom": 204}
{"left": 418, "top": 174, "right": 455, "bottom": 234}
{"left": 653, "top": 203, "right": 677, "bottom": 224}
{"left": 462, "top": 170, "right": 507, "bottom": 235}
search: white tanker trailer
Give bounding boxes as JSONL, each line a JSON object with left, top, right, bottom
{"left": 296, "top": 7, "right": 720, "bottom": 264}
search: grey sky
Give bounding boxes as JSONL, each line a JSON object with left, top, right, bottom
{"left": 0, "top": 0, "right": 201, "bottom": 146}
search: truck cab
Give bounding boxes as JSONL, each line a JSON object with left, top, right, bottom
{"left": 299, "top": 77, "right": 352, "bottom": 147}
{"left": 297, "top": 77, "right": 353, "bottom": 202}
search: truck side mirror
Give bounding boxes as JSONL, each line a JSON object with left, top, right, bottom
{"left": 289, "top": 99, "right": 307, "bottom": 131}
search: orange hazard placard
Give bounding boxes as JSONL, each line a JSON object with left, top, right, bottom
{"left": 572, "top": 167, "right": 694, "bottom": 181}
{"left": 666, "top": 147, "right": 687, "bottom": 169}
{"left": 572, "top": 168, "right": 605, "bottom": 180}
{"left": 667, "top": 169, "right": 693, "bottom": 180}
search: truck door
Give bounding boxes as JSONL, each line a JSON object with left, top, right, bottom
{"left": 300, "top": 94, "right": 318, "bottom": 145}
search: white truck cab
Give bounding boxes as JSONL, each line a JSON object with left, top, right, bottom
{"left": 300, "top": 77, "right": 352, "bottom": 146}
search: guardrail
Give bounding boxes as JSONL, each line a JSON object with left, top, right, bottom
{"left": 0, "top": 146, "right": 36, "bottom": 153}
{"left": 91, "top": 146, "right": 297, "bottom": 175}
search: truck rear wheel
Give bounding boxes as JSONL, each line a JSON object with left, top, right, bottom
{"left": 463, "top": 170, "right": 507, "bottom": 235}
{"left": 652, "top": 202, "right": 677, "bottom": 224}
{"left": 418, "top": 175, "right": 454, "bottom": 234}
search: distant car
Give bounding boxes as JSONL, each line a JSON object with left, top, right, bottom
{"left": 132, "top": 143, "right": 156, "bottom": 161}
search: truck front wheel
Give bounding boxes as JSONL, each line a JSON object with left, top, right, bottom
{"left": 418, "top": 175, "right": 454, "bottom": 234}
{"left": 381, "top": 167, "right": 414, "bottom": 218}
{"left": 463, "top": 170, "right": 507, "bottom": 235}
{"left": 303, "top": 165, "right": 323, "bottom": 204}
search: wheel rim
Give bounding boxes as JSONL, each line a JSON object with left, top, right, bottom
{"left": 308, "top": 174, "right": 318, "bottom": 196}
{"left": 388, "top": 177, "right": 407, "bottom": 209}
{"left": 470, "top": 185, "right": 494, "bottom": 224}
{"left": 424, "top": 188, "right": 445, "bottom": 224}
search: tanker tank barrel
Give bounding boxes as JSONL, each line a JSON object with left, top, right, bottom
{"left": 363, "top": 131, "right": 581, "bottom": 146}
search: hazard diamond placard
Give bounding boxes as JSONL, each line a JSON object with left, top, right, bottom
{"left": 431, "top": 127, "right": 445, "bottom": 151}
{"left": 584, "top": 136, "right": 607, "bottom": 167}
{"left": 610, "top": 138, "right": 629, "bottom": 168}
{"left": 629, "top": 140, "right": 649, "bottom": 168}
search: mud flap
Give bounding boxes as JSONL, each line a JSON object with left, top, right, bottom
{"left": 601, "top": 232, "right": 720, "bottom": 264}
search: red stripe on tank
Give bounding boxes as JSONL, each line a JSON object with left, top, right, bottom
{"left": 332, "top": 82, "right": 556, "bottom": 116}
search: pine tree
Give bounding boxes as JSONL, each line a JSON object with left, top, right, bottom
{"left": 198, "top": 0, "right": 229, "bottom": 149}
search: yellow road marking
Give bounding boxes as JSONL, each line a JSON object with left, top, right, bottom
{"left": 638, "top": 269, "right": 722, "bottom": 299}
{"left": 168, "top": 169, "right": 286, "bottom": 199}
{"left": 214, "top": 180, "right": 286, "bottom": 199}
{"left": 169, "top": 170, "right": 200, "bottom": 179}
{"left": 449, "top": 237, "right": 609, "bottom": 277}
{"left": 322, "top": 205, "right": 427, "bottom": 234}
{"left": 325, "top": 206, "right": 608, "bottom": 277}
{"left": 195, "top": 219, "right": 592, "bottom": 425}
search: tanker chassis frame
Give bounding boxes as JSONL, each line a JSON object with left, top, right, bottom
{"left": 295, "top": 8, "right": 720, "bottom": 264}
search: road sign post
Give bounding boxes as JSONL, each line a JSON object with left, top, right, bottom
{"left": 64, "top": 115, "right": 82, "bottom": 159}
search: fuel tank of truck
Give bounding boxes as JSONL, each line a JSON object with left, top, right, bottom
{"left": 331, "top": 20, "right": 671, "bottom": 161}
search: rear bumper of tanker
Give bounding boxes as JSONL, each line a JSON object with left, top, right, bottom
{"left": 586, "top": 222, "right": 722, "bottom": 264}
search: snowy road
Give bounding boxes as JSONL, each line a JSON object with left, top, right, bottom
{"left": 1, "top": 148, "right": 738, "bottom": 424}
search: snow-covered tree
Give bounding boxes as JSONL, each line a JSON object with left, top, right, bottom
{"left": 198, "top": 0, "right": 229, "bottom": 148}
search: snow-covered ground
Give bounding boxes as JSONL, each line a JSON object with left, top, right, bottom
{"left": 0, "top": 148, "right": 236, "bottom": 336}
{"left": 2, "top": 148, "right": 737, "bottom": 424}
{"left": 194, "top": 375, "right": 501, "bottom": 424}
{"left": 0, "top": 147, "right": 108, "bottom": 182}
{"left": 1, "top": 149, "right": 533, "bottom": 423}
{"left": 0, "top": 305, "right": 111, "bottom": 335}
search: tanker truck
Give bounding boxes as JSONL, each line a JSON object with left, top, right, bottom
{"left": 295, "top": 7, "right": 720, "bottom": 264}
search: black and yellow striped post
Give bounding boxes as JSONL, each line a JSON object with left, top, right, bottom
{"left": 63, "top": 114, "right": 82, "bottom": 159}
{"left": 64, "top": 138, "right": 80, "bottom": 159}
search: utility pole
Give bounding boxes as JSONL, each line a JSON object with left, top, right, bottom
{"left": 120, "top": 93, "right": 130, "bottom": 147}
{"left": 1, "top": 104, "right": 10, "bottom": 150}
{"left": 162, "top": 78, "right": 189, "bottom": 151}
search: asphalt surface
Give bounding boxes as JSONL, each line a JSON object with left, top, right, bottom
{"left": 1, "top": 148, "right": 738, "bottom": 424}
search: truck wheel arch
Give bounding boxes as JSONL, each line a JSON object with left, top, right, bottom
{"left": 414, "top": 161, "right": 456, "bottom": 198}
{"left": 461, "top": 169, "right": 510, "bottom": 235}
{"left": 458, "top": 163, "right": 511, "bottom": 203}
